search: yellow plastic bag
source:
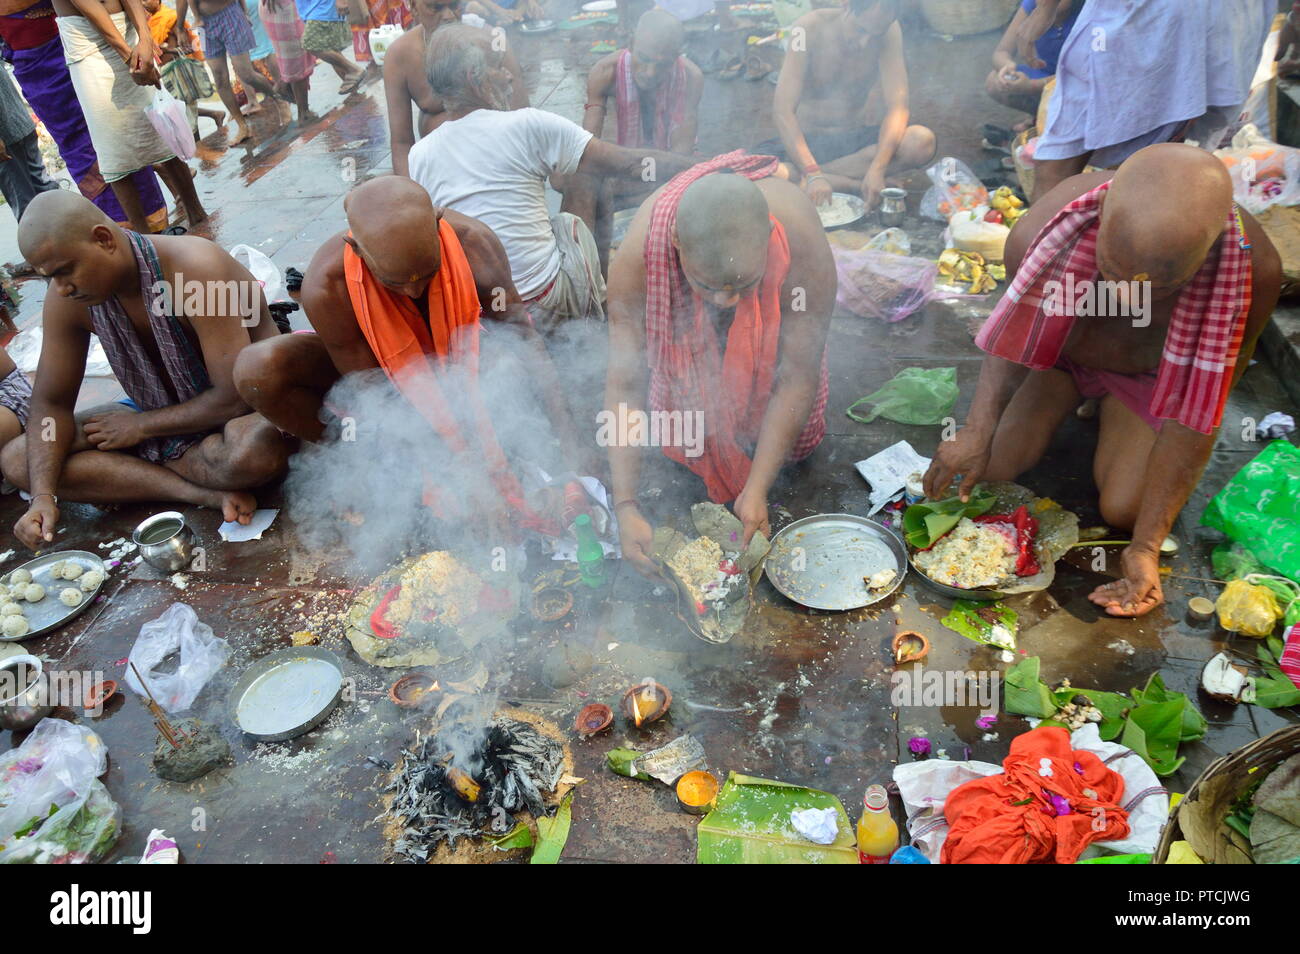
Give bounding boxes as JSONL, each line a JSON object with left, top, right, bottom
{"left": 1215, "top": 579, "right": 1282, "bottom": 637}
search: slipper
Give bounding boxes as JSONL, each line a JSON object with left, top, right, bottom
{"left": 339, "top": 74, "right": 363, "bottom": 95}
{"left": 744, "top": 53, "right": 771, "bottom": 81}
{"left": 718, "top": 56, "right": 744, "bottom": 80}
{"left": 285, "top": 266, "right": 304, "bottom": 292}
{"left": 981, "top": 122, "right": 1013, "bottom": 148}
{"left": 162, "top": 225, "right": 188, "bottom": 236}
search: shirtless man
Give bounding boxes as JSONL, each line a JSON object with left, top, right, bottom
{"left": 384, "top": 0, "right": 526, "bottom": 177}
{"left": 924, "top": 144, "right": 1282, "bottom": 618}
{"left": 766, "top": 0, "right": 934, "bottom": 209}
{"left": 606, "top": 164, "right": 834, "bottom": 575}
{"left": 4, "top": 191, "right": 291, "bottom": 548}
{"left": 562, "top": 9, "right": 703, "bottom": 269}
{"left": 181, "top": 0, "right": 283, "bottom": 145}
{"left": 232, "top": 176, "right": 584, "bottom": 470}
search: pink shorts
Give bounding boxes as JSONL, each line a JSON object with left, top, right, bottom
{"left": 1055, "top": 357, "right": 1162, "bottom": 433}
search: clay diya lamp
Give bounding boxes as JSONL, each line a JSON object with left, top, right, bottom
{"left": 675, "top": 770, "right": 719, "bottom": 815}
{"left": 574, "top": 702, "right": 613, "bottom": 738}
{"left": 83, "top": 679, "right": 118, "bottom": 711}
{"left": 622, "top": 681, "right": 671, "bottom": 727}
{"left": 892, "top": 630, "right": 930, "bottom": 664}
{"left": 389, "top": 672, "right": 439, "bottom": 709}
{"left": 531, "top": 586, "right": 574, "bottom": 623}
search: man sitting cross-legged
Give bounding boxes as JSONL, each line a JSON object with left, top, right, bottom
{"left": 4, "top": 190, "right": 292, "bottom": 548}
{"left": 232, "top": 176, "right": 587, "bottom": 527}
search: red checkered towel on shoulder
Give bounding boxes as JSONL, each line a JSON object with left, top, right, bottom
{"left": 974, "top": 180, "right": 1253, "bottom": 435}
{"left": 644, "top": 150, "right": 828, "bottom": 503}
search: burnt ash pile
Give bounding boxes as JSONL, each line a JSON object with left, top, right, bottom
{"left": 387, "top": 717, "right": 565, "bottom": 861}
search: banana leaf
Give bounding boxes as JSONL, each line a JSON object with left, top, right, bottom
{"left": 1120, "top": 700, "right": 1188, "bottom": 777}
{"left": 530, "top": 792, "right": 573, "bottom": 864}
{"left": 697, "top": 773, "right": 858, "bottom": 864}
{"left": 1004, "top": 656, "right": 1057, "bottom": 719}
{"left": 1129, "top": 673, "right": 1206, "bottom": 742}
{"left": 1245, "top": 639, "right": 1300, "bottom": 708}
{"left": 941, "top": 600, "right": 1018, "bottom": 649}
{"left": 489, "top": 823, "right": 533, "bottom": 852}
{"left": 903, "top": 490, "right": 996, "bottom": 549}
{"left": 1051, "top": 687, "right": 1130, "bottom": 741}
{"left": 606, "top": 747, "right": 652, "bottom": 781}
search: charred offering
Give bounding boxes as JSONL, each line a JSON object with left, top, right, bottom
{"left": 387, "top": 717, "right": 564, "bottom": 861}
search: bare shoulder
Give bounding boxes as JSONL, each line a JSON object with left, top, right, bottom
{"left": 441, "top": 208, "right": 511, "bottom": 285}
{"left": 387, "top": 24, "right": 423, "bottom": 64}
{"left": 1005, "top": 170, "right": 1112, "bottom": 273}
{"left": 588, "top": 52, "right": 618, "bottom": 90}
{"left": 758, "top": 176, "right": 824, "bottom": 243}
{"left": 300, "top": 232, "right": 350, "bottom": 330}
{"left": 153, "top": 233, "right": 243, "bottom": 284}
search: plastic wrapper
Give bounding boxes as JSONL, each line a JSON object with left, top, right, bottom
{"left": 1201, "top": 440, "right": 1300, "bottom": 580}
{"left": 846, "top": 366, "right": 957, "bottom": 425}
{"left": 921, "top": 156, "right": 988, "bottom": 221}
{"left": 124, "top": 602, "right": 231, "bottom": 711}
{"left": 1216, "top": 125, "right": 1300, "bottom": 214}
{"left": 0, "top": 720, "right": 119, "bottom": 864}
{"left": 230, "top": 243, "right": 285, "bottom": 305}
{"left": 144, "top": 86, "right": 196, "bottom": 160}
{"left": 1215, "top": 579, "right": 1282, "bottom": 637}
{"left": 831, "top": 246, "right": 939, "bottom": 323}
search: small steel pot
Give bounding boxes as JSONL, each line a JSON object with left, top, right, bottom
{"left": 133, "top": 511, "right": 196, "bottom": 572}
{"left": 878, "top": 187, "right": 907, "bottom": 227}
{"left": 0, "top": 654, "right": 53, "bottom": 732}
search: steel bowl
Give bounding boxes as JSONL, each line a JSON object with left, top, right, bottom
{"left": 133, "top": 511, "right": 197, "bottom": 572}
{"left": 0, "top": 653, "right": 53, "bottom": 732}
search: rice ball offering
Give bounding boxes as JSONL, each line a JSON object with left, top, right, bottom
{"left": 79, "top": 570, "right": 104, "bottom": 593}
{"left": 9, "top": 568, "right": 31, "bottom": 586}
{"left": 913, "top": 517, "right": 1017, "bottom": 590}
{"left": 0, "top": 601, "right": 23, "bottom": 616}
{"left": 47, "top": 560, "right": 66, "bottom": 577}
{"left": 2, "top": 615, "right": 29, "bottom": 638}
{"left": 22, "top": 583, "right": 45, "bottom": 603}
{"left": 60, "top": 562, "right": 84, "bottom": 581}
{"left": 59, "top": 588, "right": 83, "bottom": 608}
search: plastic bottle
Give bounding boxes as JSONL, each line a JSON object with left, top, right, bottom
{"left": 856, "top": 784, "right": 899, "bottom": 863}
{"left": 573, "top": 513, "right": 606, "bottom": 588}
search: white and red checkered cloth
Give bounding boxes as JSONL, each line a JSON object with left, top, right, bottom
{"left": 974, "top": 180, "right": 1253, "bottom": 435}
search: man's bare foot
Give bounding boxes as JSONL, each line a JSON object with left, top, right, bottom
{"left": 297, "top": 110, "right": 319, "bottom": 124}
{"left": 229, "top": 122, "right": 252, "bottom": 145}
{"left": 218, "top": 490, "right": 258, "bottom": 525}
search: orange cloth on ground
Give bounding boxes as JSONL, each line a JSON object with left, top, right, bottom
{"left": 941, "top": 726, "right": 1130, "bottom": 864}
{"left": 342, "top": 219, "right": 549, "bottom": 533}
{"left": 658, "top": 218, "right": 796, "bottom": 501}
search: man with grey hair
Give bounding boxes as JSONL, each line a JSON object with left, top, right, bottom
{"left": 409, "top": 23, "right": 697, "bottom": 331}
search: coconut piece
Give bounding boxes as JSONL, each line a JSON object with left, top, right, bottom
{"left": 1200, "top": 652, "right": 1249, "bottom": 703}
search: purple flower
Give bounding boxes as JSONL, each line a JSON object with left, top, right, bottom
{"left": 1046, "top": 791, "right": 1072, "bottom": 816}
{"left": 1073, "top": 761, "right": 1085, "bottom": 775}
{"left": 975, "top": 714, "right": 996, "bottom": 730}
{"left": 908, "top": 737, "right": 931, "bottom": 757}
{"left": 729, "top": 531, "right": 738, "bottom": 542}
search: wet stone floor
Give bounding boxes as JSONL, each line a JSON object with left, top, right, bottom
{"left": 0, "top": 10, "right": 1296, "bottom": 863}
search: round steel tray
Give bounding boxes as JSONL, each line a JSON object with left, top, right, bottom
{"left": 1, "top": 550, "right": 107, "bottom": 641}
{"left": 765, "top": 513, "right": 906, "bottom": 611}
{"left": 230, "top": 646, "right": 344, "bottom": 742}
{"left": 818, "top": 193, "right": 866, "bottom": 230}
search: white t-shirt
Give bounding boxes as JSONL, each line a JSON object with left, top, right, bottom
{"left": 409, "top": 108, "right": 593, "bottom": 299}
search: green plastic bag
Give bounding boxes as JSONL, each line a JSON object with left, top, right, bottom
{"left": 846, "top": 366, "right": 957, "bottom": 426}
{"left": 1202, "top": 441, "right": 1300, "bottom": 580}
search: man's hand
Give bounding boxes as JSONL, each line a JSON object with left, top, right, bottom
{"left": 129, "top": 41, "right": 160, "bottom": 86}
{"left": 15, "top": 496, "right": 59, "bottom": 550}
{"left": 732, "top": 485, "right": 770, "bottom": 548}
{"left": 82, "top": 411, "right": 146, "bottom": 451}
{"left": 862, "top": 166, "right": 887, "bottom": 211}
{"left": 1088, "top": 545, "right": 1164, "bottom": 617}
{"left": 618, "top": 505, "right": 659, "bottom": 579}
{"left": 803, "top": 174, "right": 832, "bottom": 207}
{"left": 922, "top": 427, "right": 991, "bottom": 501}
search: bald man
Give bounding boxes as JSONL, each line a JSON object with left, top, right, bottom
{"left": 3, "top": 191, "right": 290, "bottom": 549}
{"left": 383, "top": 0, "right": 527, "bottom": 178}
{"left": 606, "top": 161, "right": 834, "bottom": 577}
{"left": 925, "top": 144, "right": 1282, "bottom": 618}
{"left": 233, "top": 177, "right": 585, "bottom": 474}
{"left": 562, "top": 9, "right": 703, "bottom": 269}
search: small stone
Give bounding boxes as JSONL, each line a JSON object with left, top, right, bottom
{"left": 152, "top": 718, "right": 230, "bottom": 782}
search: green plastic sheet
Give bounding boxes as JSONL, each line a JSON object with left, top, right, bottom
{"left": 846, "top": 366, "right": 958, "bottom": 426}
{"left": 1202, "top": 441, "right": 1300, "bottom": 579}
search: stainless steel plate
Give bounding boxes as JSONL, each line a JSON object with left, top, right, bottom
{"left": 230, "top": 647, "right": 343, "bottom": 742}
{"left": 765, "top": 513, "right": 906, "bottom": 611}
{"left": 818, "top": 192, "right": 866, "bottom": 229}
{"left": 1, "top": 550, "right": 107, "bottom": 641}
{"left": 519, "top": 18, "right": 556, "bottom": 31}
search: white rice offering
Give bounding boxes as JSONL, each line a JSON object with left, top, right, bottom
{"left": 913, "top": 517, "right": 1017, "bottom": 590}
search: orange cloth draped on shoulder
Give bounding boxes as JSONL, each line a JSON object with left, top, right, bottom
{"left": 342, "top": 218, "right": 553, "bottom": 534}
{"left": 941, "top": 726, "right": 1131, "bottom": 864}
{"left": 148, "top": 6, "right": 175, "bottom": 46}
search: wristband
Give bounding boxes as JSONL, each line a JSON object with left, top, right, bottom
{"left": 31, "top": 493, "right": 57, "bottom": 505}
{"left": 614, "top": 498, "right": 641, "bottom": 514}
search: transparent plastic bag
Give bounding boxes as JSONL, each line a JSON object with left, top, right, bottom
{"left": 1216, "top": 125, "right": 1300, "bottom": 214}
{"left": 921, "top": 157, "right": 989, "bottom": 221}
{"left": 831, "top": 246, "right": 938, "bottom": 323}
{"left": 230, "top": 243, "right": 285, "bottom": 304}
{"left": 144, "top": 86, "right": 196, "bottom": 160}
{"left": 1215, "top": 579, "right": 1282, "bottom": 637}
{"left": 0, "top": 720, "right": 119, "bottom": 864}
{"left": 124, "top": 602, "right": 230, "bottom": 712}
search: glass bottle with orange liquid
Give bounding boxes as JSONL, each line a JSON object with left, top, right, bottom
{"left": 857, "top": 784, "right": 899, "bottom": 863}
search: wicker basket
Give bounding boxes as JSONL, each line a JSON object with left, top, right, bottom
{"left": 919, "top": 0, "right": 1019, "bottom": 37}
{"left": 1153, "top": 724, "right": 1300, "bottom": 864}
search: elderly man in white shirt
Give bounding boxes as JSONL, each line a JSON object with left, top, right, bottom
{"left": 408, "top": 23, "right": 698, "bottom": 330}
